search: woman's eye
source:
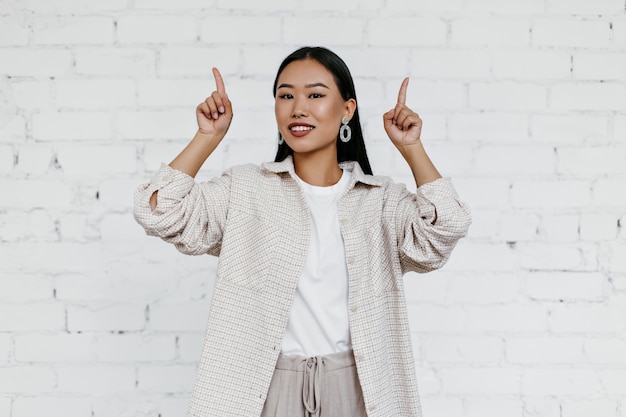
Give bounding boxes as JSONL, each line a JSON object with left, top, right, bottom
{"left": 310, "top": 93, "right": 324, "bottom": 99}
{"left": 279, "top": 94, "right": 293, "bottom": 99}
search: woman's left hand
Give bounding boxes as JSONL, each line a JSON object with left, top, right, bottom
{"left": 383, "top": 77, "right": 423, "bottom": 149}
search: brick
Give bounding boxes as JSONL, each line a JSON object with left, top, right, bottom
{"left": 226, "top": 78, "right": 275, "bottom": 109}
{"left": 421, "top": 335, "right": 504, "bottom": 363}
{"left": 339, "top": 48, "right": 410, "bottom": 78}
{"left": 240, "top": 45, "right": 293, "bottom": 77}
{"left": 0, "top": 367, "right": 56, "bottom": 393}
{"left": 580, "top": 213, "right": 620, "bottom": 240}
{"left": 546, "top": 0, "right": 624, "bottom": 15}
{"left": 557, "top": 146, "right": 626, "bottom": 178}
{"left": 56, "top": 144, "right": 136, "bottom": 176}
{"left": 574, "top": 53, "right": 626, "bottom": 80}
{"left": 450, "top": 113, "right": 529, "bottom": 143}
{"left": 523, "top": 369, "right": 604, "bottom": 395}
{"left": 415, "top": 368, "right": 441, "bottom": 395}
{"left": 493, "top": 50, "right": 571, "bottom": 79}
{"left": 216, "top": 0, "right": 294, "bottom": 9}
{"left": 420, "top": 398, "right": 463, "bottom": 417}
{"left": 410, "top": 49, "right": 491, "bottom": 79}
{"left": 465, "top": 0, "right": 544, "bottom": 13}
{"left": 117, "top": 16, "right": 197, "bottom": 43}
{"left": 200, "top": 16, "right": 281, "bottom": 43}
{"left": 0, "top": 17, "right": 29, "bottom": 45}
{"left": 585, "top": 339, "right": 626, "bottom": 364}
{"left": 524, "top": 398, "right": 561, "bottom": 417}
{"left": 99, "top": 178, "right": 139, "bottom": 208}
{"left": 137, "top": 365, "right": 196, "bottom": 392}
{"left": 598, "top": 370, "right": 626, "bottom": 395}
{"left": 13, "top": 397, "right": 92, "bottom": 417}
{"left": 96, "top": 334, "right": 176, "bottom": 362}
{"left": 0, "top": 303, "right": 65, "bottom": 331}
{"left": 385, "top": 80, "right": 465, "bottom": 111}
{"left": 408, "top": 304, "right": 467, "bottom": 333}
{"left": 441, "top": 368, "right": 521, "bottom": 394}
{"left": 0, "top": 179, "right": 72, "bottom": 208}
{"left": 506, "top": 336, "right": 585, "bottom": 364}
{"left": 615, "top": 21, "right": 626, "bottom": 46}
{"left": 369, "top": 18, "right": 447, "bottom": 46}
{"left": 178, "top": 334, "right": 204, "bottom": 361}
{"left": 606, "top": 243, "right": 626, "bottom": 273}
{"left": 448, "top": 273, "right": 521, "bottom": 304}
{"left": 467, "top": 303, "right": 549, "bottom": 332}
{"left": 10, "top": 80, "right": 53, "bottom": 110}
{"left": 520, "top": 242, "right": 596, "bottom": 271}
{"left": 15, "top": 144, "right": 54, "bottom": 176}
{"left": 465, "top": 398, "right": 524, "bottom": 417}
{"left": 595, "top": 178, "right": 626, "bottom": 207}
{"left": 551, "top": 297, "right": 626, "bottom": 332}
{"left": 615, "top": 115, "right": 626, "bottom": 142}
{"left": 56, "top": 366, "right": 135, "bottom": 394}
{"left": 138, "top": 80, "right": 205, "bottom": 107}
{"left": 470, "top": 82, "right": 547, "bottom": 110}
{"left": 414, "top": 142, "right": 472, "bottom": 176}
{"left": 14, "top": 334, "right": 95, "bottom": 362}
{"left": 68, "top": 304, "right": 146, "bottom": 332}
{"left": 15, "top": 0, "right": 127, "bottom": 14}
{"left": 527, "top": 272, "right": 605, "bottom": 301}
{"left": 0, "top": 273, "right": 53, "bottom": 302}
{"left": 539, "top": 213, "right": 579, "bottom": 242}
{"left": 0, "top": 114, "right": 26, "bottom": 142}
{"left": 474, "top": 145, "right": 554, "bottom": 175}
{"left": 100, "top": 213, "right": 149, "bottom": 240}
{"left": 499, "top": 213, "right": 540, "bottom": 242}
{"left": 301, "top": 0, "right": 360, "bottom": 10}
{"left": 32, "top": 17, "right": 114, "bottom": 45}
{"left": 465, "top": 209, "right": 499, "bottom": 240}
{"left": 561, "top": 400, "right": 618, "bottom": 417}
{"left": 532, "top": 114, "right": 608, "bottom": 144}
{"left": 150, "top": 302, "right": 211, "bottom": 331}
{"left": 284, "top": 18, "right": 363, "bottom": 45}
{"left": 444, "top": 241, "right": 517, "bottom": 271}
{"left": 533, "top": 19, "right": 610, "bottom": 48}
{"left": 0, "top": 49, "right": 72, "bottom": 76}
{"left": 142, "top": 143, "right": 192, "bottom": 172}
{"left": 225, "top": 109, "right": 278, "bottom": 140}
{"left": 552, "top": 83, "right": 626, "bottom": 111}
{"left": 451, "top": 18, "right": 530, "bottom": 46}
{"left": 135, "top": 0, "right": 216, "bottom": 8}
{"left": 75, "top": 47, "right": 156, "bottom": 77}
{"left": 0, "top": 145, "right": 12, "bottom": 173}
{"left": 33, "top": 111, "right": 111, "bottom": 141}
{"left": 0, "top": 397, "right": 8, "bottom": 417}
{"left": 160, "top": 46, "right": 240, "bottom": 77}
{"left": 56, "top": 79, "right": 135, "bottom": 108}
{"left": 387, "top": 0, "right": 463, "bottom": 12}
{"left": 118, "top": 110, "right": 195, "bottom": 140}
{"left": 403, "top": 270, "right": 449, "bottom": 303}
{"left": 56, "top": 213, "right": 95, "bottom": 242}
{"left": 512, "top": 180, "right": 590, "bottom": 208}
{"left": 0, "top": 334, "right": 11, "bottom": 363}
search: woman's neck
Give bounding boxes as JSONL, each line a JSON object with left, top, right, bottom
{"left": 293, "top": 150, "right": 342, "bottom": 186}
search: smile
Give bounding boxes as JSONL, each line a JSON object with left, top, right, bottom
{"left": 289, "top": 125, "right": 314, "bottom": 132}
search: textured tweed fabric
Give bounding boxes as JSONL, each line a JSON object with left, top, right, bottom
{"left": 133, "top": 156, "right": 471, "bottom": 417}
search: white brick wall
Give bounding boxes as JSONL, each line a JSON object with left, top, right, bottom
{"left": 1, "top": 1, "right": 625, "bottom": 416}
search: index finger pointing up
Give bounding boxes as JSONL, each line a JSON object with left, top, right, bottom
{"left": 397, "top": 77, "right": 409, "bottom": 105}
{"left": 212, "top": 67, "right": 226, "bottom": 96}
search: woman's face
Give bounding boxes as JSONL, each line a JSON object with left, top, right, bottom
{"left": 275, "top": 59, "right": 355, "bottom": 157}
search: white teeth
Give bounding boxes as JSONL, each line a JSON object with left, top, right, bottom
{"left": 290, "top": 126, "right": 313, "bottom": 132}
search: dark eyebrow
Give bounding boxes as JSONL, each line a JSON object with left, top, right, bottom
{"left": 277, "top": 82, "right": 330, "bottom": 89}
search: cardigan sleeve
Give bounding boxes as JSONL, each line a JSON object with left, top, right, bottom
{"left": 393, "top": 177, "right": 471, "bottom": 274}
{"left": 133, "top": 164, "right": 231, "bottom": 256}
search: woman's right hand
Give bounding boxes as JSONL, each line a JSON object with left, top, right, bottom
{"left": 196, "top": 67, "right": 233, "bottom": 138}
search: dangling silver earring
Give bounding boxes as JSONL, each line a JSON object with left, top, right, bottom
{"left": 278, "top": 134, "right": 284, "bottom": 145}
{"left": 339, "top": 116, "right": 351, "bottom": 143}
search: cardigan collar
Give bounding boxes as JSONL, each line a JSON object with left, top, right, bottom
{"left": 262, "top": 155, "right": 384, "bottom": 187}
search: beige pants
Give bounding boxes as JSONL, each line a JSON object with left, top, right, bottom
{"left": 261, "top": 349, "right": 367, "bottom": 417}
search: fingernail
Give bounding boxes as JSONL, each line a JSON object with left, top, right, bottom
{"left": 219, "top": 106, "right": 225, "bottom": 113}
{"left": 213, "top": 112, "right": 218, "bottom": 119}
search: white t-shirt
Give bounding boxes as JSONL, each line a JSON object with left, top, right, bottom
{"left": 280, "top": 169, "right": 353, "bottom": 357}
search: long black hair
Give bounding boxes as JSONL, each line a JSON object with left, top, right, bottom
{"left": 272, "top": 46, "right": 373, "bottom": 175}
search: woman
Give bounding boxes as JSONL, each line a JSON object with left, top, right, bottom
{"left": 134, "top": 46, "right": 471, "bottom": 417}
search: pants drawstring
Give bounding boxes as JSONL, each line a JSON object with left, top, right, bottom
{"left": 302, "top": 356, "right": 324, "bottom": 417}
